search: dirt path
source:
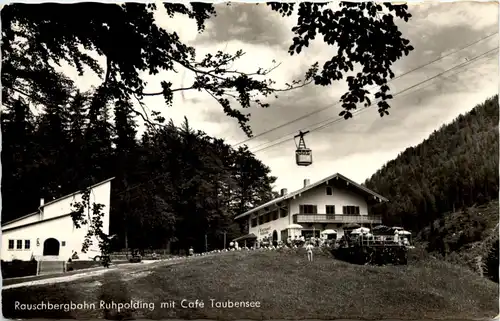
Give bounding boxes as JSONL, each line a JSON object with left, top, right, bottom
{"left": 2, "top": 258, "right": 191, "bottom": 290}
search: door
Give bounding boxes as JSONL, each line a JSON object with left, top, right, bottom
{"left": 43, "top": 238, "right": 60, "bottom": 256}
{"left": 272, "top": 230, "right": 278, "bottom": 246}
{"left": 280, "top": 229, "right": 288, "bottom": 243}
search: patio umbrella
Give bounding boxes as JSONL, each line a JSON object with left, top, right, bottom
{"left": 350, "top": 230, "right": 361, "bottom": 235}
{"left": 287, "top": 224, "right": 303, "bottom": 238}
{"left": 344, "top": 223, "right": 361, "bottom": 229}
{"left": 392, "top": 226, "right": 404, "bottom": 230}
{"left": 399, "top": 230, "right": 412, "bottom": 235}
{"left": 372, "top": 225, "right": 389, "bottom": 231}
{"left": 321, "top": 229, "right": 337, "bottom": 235}
{"left": 353, "top": 227, "right": 370, "bottom": 234}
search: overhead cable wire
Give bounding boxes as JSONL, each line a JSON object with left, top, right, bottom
{"left": 232, "top": 31, "right": 498, "bottom": 147}
{"left": 249, "top": 47, "right": 499, "bottom": 154}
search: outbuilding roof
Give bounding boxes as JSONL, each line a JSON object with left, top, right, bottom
{"left": 2, "top": 177, "right": 114, "bottom": 228}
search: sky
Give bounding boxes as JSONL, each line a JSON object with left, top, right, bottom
{"left": 63, "top": 1, "right": 499, "bottom": 194}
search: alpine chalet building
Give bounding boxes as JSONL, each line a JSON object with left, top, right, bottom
{"left": 234, "top": 173, "right": 388, "bottom": 244}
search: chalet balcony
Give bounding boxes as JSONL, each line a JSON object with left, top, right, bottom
{"left": 293, "top": 214, "right": 382, "bottom": 225}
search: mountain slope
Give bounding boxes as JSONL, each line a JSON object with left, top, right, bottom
{"left": 364, "top": 95, "right": 499, "bottom": 280}
{"left": 417, "top": 200, "right": 499, "bottom": 282}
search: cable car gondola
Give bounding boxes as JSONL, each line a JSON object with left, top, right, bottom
{"left": 294, "top": 131, "right": 312, "bottom": 166}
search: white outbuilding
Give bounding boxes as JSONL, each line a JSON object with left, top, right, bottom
{"left": 1, "top": 178, "right": 113, "bottom": 262}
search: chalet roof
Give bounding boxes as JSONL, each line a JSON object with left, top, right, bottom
{"left": 234, "top": 173, "right": 388, "bottom": 220}
{"left": 2, "top": 177, "right": 114, "bottom": 227}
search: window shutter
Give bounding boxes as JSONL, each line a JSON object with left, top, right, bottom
{"left": 299, "top": 205, "right": 304, "bottom": 214}
{"left": 332, "top": 205, "right": 335, "bottom": 214}
{"left": 313, "top": 205, "right": 318, "bottom": 214}
{"left": 342, "top": 206, "right": 347, "bottom": 214}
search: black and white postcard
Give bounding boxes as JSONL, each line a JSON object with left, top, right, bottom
{"left": 1, "top": 1, "right": 498, "bottom": 320}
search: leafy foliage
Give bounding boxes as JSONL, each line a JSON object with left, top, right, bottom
{"left": 268, "top": 2, "right": 414, "bottom": 118}
{"left": 2, "top": 3, "right": 308, "bottom": 136}
{"left": 486, "top": 238, "right": 499, "bottom": 282}
{"left": 2, "top": 2, "right": 413, "bottom": 136}
{"left": 70, "top": 190, "right": 112, "bottom": 267}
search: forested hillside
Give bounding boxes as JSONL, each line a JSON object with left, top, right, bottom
{"left": 1, "top": 96, "right": 278, "bottom": 252}
{"left": 365, "top": 95, "right": 498, "bottom": 228}
{"left": 365, "top": 95, "right": 499, "bottom": 280}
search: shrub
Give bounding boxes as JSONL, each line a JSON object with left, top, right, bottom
{"left": 1, "top": 260, "right": 38, "bottom": 278}
{"left": 485, "top": 239, "right": 499, "bottom": 283}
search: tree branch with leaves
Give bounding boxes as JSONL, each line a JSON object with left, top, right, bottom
{"left": 2, "top": 2, "right": 413, "bottom": 134}
{"left": 70, "top": 189, "right": 112, "bottom": 267}
{"left": 1, "top": 1, "right": 414, "bottom": 262}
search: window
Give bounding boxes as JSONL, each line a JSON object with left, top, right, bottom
{"left": 62, "top": 241, "right": 66, "bottom": 247}
{"left": 301, "top": 230, "right": 321, "bottom": 238}
{"left": 16, "top": 240, "right": 23, "bottom": 249}
{"left": 251, "top": 218, "right": 257, "bottom": 227}
{"left": 279, "top": 208, "right": 288, "bottom": 218}
{"left": 259, "top": 215, "right": 264, "bottom": 225}
{"left": 343, "top": 206, "right": 360, "bottom": 215}
{"left": 326, "top": 186, "right": 333, "bottom": 195}
{"left": 272, "top": 210, "right": 279, "bottom": 221}
{"left": 264, "top": 213, "right": 270, "bottom": 223}
{"left": 8, "top": 240, "right": 14, "bottom": 250}
{"left": 299, "top": 205, "right": 317, "bottom": 214}
{"left": 326, "top": 205, "right": 335, "bottom": 214}
{"left": 25, "top": 240, "right": 30, "bottom": 250}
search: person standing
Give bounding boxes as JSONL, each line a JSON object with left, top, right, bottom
{"left": 305, "top": 242, "right": 314, "bottom": 262}
{"left": 394, "top": 231, "right": 400, "bottom": 245}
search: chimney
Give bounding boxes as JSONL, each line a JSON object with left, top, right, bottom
{"left": 304, "top": 179, "right": 310, "bottom": 188}
{"left": 40, "top": 198, "right": 45, "bottom": 207}
{"left": 280, "top": 188, "right": 288, "bottom": 196}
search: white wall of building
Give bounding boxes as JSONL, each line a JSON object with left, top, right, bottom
{"left": 42, "top": 181, "right": 111, "bottom": 234}
{"left": 3, "top": 215, "right": 87, "bottom": 261}
{"left": 289, "top": 183, "right": 368, "bottom": 215}
{"left": 2, "top": 213, "right": 40, "bottom": 230}
{"left": 1, "top": 180, "right": 111, "bottom": 262}
{"left": 248, "top": 202, "right": 293, "bottom": 241}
